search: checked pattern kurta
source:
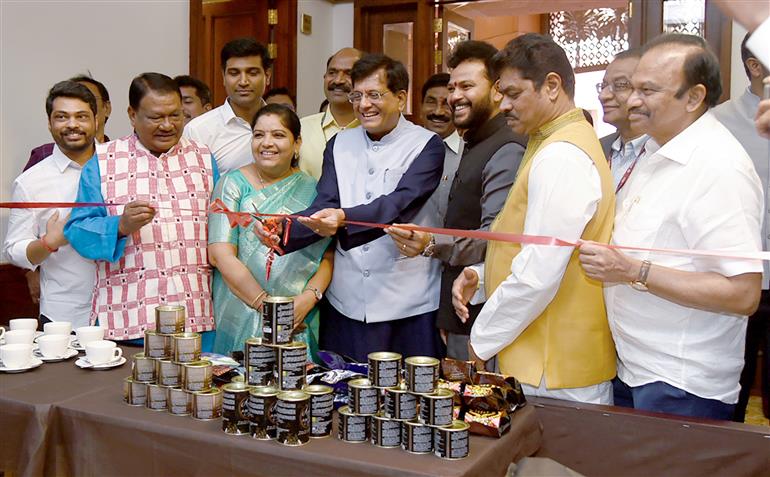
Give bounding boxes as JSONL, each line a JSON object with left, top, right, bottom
{"left": 95, "top": 135, "right": 215, "bottom": 340}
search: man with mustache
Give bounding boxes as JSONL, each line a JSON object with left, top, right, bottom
{"left": 579, "top": 34, "right": 763, "bottom": 420}
{"left": 298, "top": 47, "right": 363, "bottom": 179}
{"left": 452, "top": 34, "right": 616, "bottom": 404}
{"left": 65, "top": 73, "right": 219, "bottom": 349}
{"left": 597, "top": 49, "right": 650, "bottom": 191}
{"left": 388, "top": 41, "right": 525, "bottom": 361}
{"left": 185, "top": 38, "right": 271, "bottom": 174}
{"left": 4, "top": 81, "right": 98, "bottom": 329}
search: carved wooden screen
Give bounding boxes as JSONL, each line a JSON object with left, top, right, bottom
{"left": 548, "top": 7, "right": 629, "bottom": 72}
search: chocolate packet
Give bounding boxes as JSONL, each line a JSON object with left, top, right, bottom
{"left": 464, "top": 408, "right": 511, "bottom": 437}
{"left": 440, "top": 358, "right": 476, "bottom": 383}
{"left": 475, "top": 371, "right": 527, "bottom": 413}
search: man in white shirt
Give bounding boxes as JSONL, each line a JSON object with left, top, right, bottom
{"left": 452, "top": 34, "right": 616, "bottom": 405}
{"left": 4, "top": 81, "right": 98, "bottom": 329}
{"left": 579, "top": 34, "right": 763, "bottom": 420}
{"left": 184, "top": 38, "right": 270, "bottom": 174}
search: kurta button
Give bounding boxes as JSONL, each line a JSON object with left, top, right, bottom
{"left": 366, "top": 192, "right": 372, "bottom": 199}
{"left": 372, "top": 146, "right": 379, "bottom": 152}
{"left": 368, "top": 168, "right": 375, "bottom": 175}
{"left": 363, "top": 245, "right": 370, "bottom": 252}
{"left": 363, "top": 270, "right": 370, "bottom": 277}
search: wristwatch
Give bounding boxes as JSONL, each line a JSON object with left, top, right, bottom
{"left": 630, "top": 260, "right": 652, "bottom": 292}
{"left": 420, "top": 234, "right": 436, "bottom": 258}
{"left": 304, "top": 286, "right": 323, "bottom": 301}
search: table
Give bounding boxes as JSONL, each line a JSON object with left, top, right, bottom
{"left": 1, "top": 347, "right": 543, "bottom": 477}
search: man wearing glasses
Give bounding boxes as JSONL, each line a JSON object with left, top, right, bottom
{"left": 265, "top": 53, "right": 445, "bottom": 361}
{"left": 597, "top": 49, "right": 650, "bottom": 192}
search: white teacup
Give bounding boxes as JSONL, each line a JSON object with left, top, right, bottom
{"left": 76, "top": 326, "right": 105, "bottom": 346}
{"left": 85, "top": 340, "right": 122, "bottom": 365}
{"left": 4, "top": 329, "right": 35, "bottom": 345}
{"left": 37, "top": 334, "right": 70, "bottom": 359}
{"left": 43, "top": 322, "right": 72, "bottom": 336}
{"left": 1, "top": 343, "right": 33, "bottom": 368}
{"left": 10, "top": 318, "right": 38, "bottom": 331}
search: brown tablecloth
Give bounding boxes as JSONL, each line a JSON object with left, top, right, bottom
{"left": 1, "top": 347, "right": 543, "bottom": 477}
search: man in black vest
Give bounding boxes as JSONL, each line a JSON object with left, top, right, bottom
{"left": 388, "top": 40, "right": 526, "bottom": 360}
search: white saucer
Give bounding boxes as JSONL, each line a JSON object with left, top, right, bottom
{"left": 75, "top": 356, "right": 126, "bottom": 370}
{"left": 34, "top": 348, "right": 79, "bottom": 362}
{"left": 0, "top": 357, "right": 44, "bottom": 373}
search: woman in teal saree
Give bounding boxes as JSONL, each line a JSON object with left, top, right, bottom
{"left": 208, "top": 104, "right": 332, "bottom": 361}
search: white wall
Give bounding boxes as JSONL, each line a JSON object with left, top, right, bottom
{"left": 0, "top": 0, "right": 189, "bottom": 260}
{"left": 295, "top": 0, "right": 354, "bottom": 118}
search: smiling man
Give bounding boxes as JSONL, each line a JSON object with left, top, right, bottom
{"left": 185, "top": 38, "right": 271, "bottom": 174}
{"left": 272, "top": 53, "right": 445, "bottom": 361}
{"left": 65, "top": 72, "right": 219, "bottom": 349}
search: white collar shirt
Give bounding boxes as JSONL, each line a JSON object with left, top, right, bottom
{"left": 3, "top": 146, "right": 96, "bottom": 327}
{"left": 605, "top": 111, "right": 764, "bottom": 403}
{"left": 610, "top": 133, "right": 650, "bottom": 190}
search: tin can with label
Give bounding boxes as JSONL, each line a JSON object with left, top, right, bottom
{"left": 277, "top": 341, "right": 307, "bottom": 390}
{"left": 144, "top": 330, "right": 171, "bottom": 359}
{"left": 419, "top": 388, "right": 454, "bottom": 427}
{"left": 434, "top": 420, "right": 470, "bottom": 460}
{"left": 156, "top": 359, "right": 180, "bottom": 387}
{"left": 146, "top": 383, "right": 170, "bottom": 411}
{"left": 248, "top": 385, "right": 278, "bottom": 440}
{"left": 173, "top": 332, "right": 201, "bottom": 363}
{"left": 131, "top": 352, "right": 157, "bottom": 383}
{"left": 337, "top": 405, "right": 369, "bottom": 443}
{"left": 348, "top": 378, "right": 380, "bottom": 415}
{"left": 262, "top": 296, "right": 294, "bottom": 345}
{"left": 383, "top": 383, "right": 418, "bottom": 420}
{"left": 245, "top": 337, "right": 276, "bottom": 386}
{"left": 370, "top": 412, "right": 402, "bottom": 448}
{"left": 275, "top": 390, "right": 310, "bottom": 446}
{"left": 303, "top": 384, "right": 333, "bottom": 438}
{"left": 181, "top": 360, "right": 213, "bottom": 392}
{"left": 222, "top": 381, "right": 252, "bottom": 435}
{"left": 192, "top": 388, "right": 223, "bottom": 420}
{"left": 167, "top": 387, "right": 192, "bottom": 416}
{"left": 155, "top": 305, "right": 185, "bottom": 334}
{"left": 402, "top": 420, "right": 433, "bottom": 454}
{"left": 123, "top": 377, "right": 147, "bottom": 406}
{"left": 368, "top": 351, "right": 402, "bottom": 388}
{"left": 405, "top": 356, "right": 439, "bottom": 394}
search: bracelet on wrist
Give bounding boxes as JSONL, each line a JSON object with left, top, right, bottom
{"left": 420, "top": 234, "right": 436, "bottom": 258}
{"left": 41, "top": 234, "right": 59, "bottom": 253}
{"left": 249, "top": 290, "right": 267, "bottom": 309}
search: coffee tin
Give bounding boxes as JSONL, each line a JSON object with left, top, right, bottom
{"left": 262, "top": 296, "right": 294, "bottom": 345}
{"left": 434, "top": 420, "right": 470, "bottom": 460}
{"left": 248, "top": 385, "right": 279, "bottom": 440}
{"left": 123, "top": 377, "right": 147, "bottom": 406}
{"left": 168, "top": 387, "right": 192, "bottom": 416}
{"left": 277, "top": 341, "right": 307, "bottom": 390}
{"left": 155, "top": 305, "right": 186, "bottom": 334}
{"left": 222, "top": 381, "right": 252, "bottom": 435}
{"left": 173, "top": 332, "right": 201, "bottom": 363}
{"left": 419, "top": 388, "right": 454, "bottom": 427}
{"left": 370, "top": 412, "right": 402, "bottom": 448}
{"left": 192, "top": 388, "right": 223, "bottom": 420}
{"left": 131, "top": 352, "right": 157, "bottom": 383}
{"left": 402, "top": 420, "right": 433, "bottom": 454}
{"left": 146, "top": 383, "right": 170, "bottom": 411}
{"left": 304, "top": 384, "right": 333, "bottom": 438}
{"left": 156, "top": 359, "right": 181, "bottom": 387}
{"left": 337, "top": 405, "right": 369, "bottom": 443}
{"left": 405, "top": 356, "right": 439, "bottom": 394}
{"left": 348, "top": 378, "right": 380, "bottom": 415}
{"left": 383, "top": 383, "right": 418, "bottom": 420}
{"left": 245, "top": 337, "right": 276, "bottom": 386}
{"left": 181, "top": 360, "right": 213, "bottom": 392}
{"left": 368, "top": 351, "right": 402, "bottom": 388}
{"left": 275, "top": 390, "right": 310, "bottom": 446}
{"left": 144, "top": 330, "right": 171, "bottom": 358}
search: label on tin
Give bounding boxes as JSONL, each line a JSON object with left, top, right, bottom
{"left": 353, "top": 387, "right": 379, "bottom": 415}
{"left": 145, "top": 334, "right": 169, "bottom": 358}
{"left": 370, "top": 359, "right": 400, "bottom": 388}
{"left": 223, "top": 391, "right": 250, "bottom": 421}
{"left": 409, "top": 365, "right": 437, "bottom": 394}
{"left": 339, "top": 415, "right": 367, "bottom": 442}
{"left": 310, "top": 393, "right": 333, "bottom": 436}
{"left": 275, "top": 398, "right": 309, "bottom": 445}
{"left": 130, "top": 383, "right": 147, "bottom": 406}
{"left": 247, "top": 344, "right": 276, "bottom": 386}
{"left": 147, "top": 388, "right": 167, "bottom": 410}
{"left": 134, "top": 361, "right": 155, "bottom": 382}
{"left": 403, "top": 424, "right": 432, "bottom": 453}
{"left": 169, "top": 391, "right": 190, "bottom": 414}
{"left": 194, "top": 393, "right": 222, "bottom": 419}
{"left": 158, "top": 362, "right": 180, "bottom": 387}
{"left": 247, "top": 395, "right": 277, "bottom": 439}
{"left": 420, "top": 395, "right": 453, "bottom": 426}
{"left": 263, "top": 301, "right": 294, "bottom": 345}
{"left": 175, "top": 338, "right": 200, "bottom": 362}
{"left": 385, "top": 390, "right": 417, "bottom": 420}
{"left": 279, "top": 347, "right": 307, "bottom": 390}
{"left": 372, "top": 418, "right": 401, "bottom": 447}
{"left": 434, "top": 427, "right": 469, "bottom": 459}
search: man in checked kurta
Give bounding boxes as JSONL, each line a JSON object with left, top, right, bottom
{"left": 452, "top": 34, "right": 616, "bottom": 404}
{"left": 65, "top": 72, "right": 220, "bottom": 350}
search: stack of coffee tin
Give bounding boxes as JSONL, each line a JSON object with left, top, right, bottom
{"left": 337, "top": 353, "right": 470, "bottom": 460}
{"left": 123, "top": 305, "right": 221, "bottom": 420}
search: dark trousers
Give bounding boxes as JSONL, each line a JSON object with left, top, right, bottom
{"left": 613, "top": 378, "right": 735, "bottom": 420}
{"left": 39, "top": 314, "right": 53, "bottom": 328}
{"left": 319, "top": 300, "right": 445, "bottom": 363}
{"left": 733, "top": 290, "right": 770, "bottom": 421}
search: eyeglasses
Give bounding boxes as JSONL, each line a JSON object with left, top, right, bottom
{"left": 348, "top": 91, "right": 391, "bottom": 104}
{"left": 596, "top": 80, "right": 632, "bottom": 94}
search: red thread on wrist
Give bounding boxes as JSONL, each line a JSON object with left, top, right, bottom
{"left": 41, "top": 235, "right": 58, "bottom": 253}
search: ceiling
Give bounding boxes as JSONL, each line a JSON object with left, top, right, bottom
{"left": 444, "top": 0, "right": 628, "bottom": 17}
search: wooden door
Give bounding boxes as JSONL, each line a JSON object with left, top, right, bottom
{"left": 190, "top": 0, "right": 297, "bottom": 107}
